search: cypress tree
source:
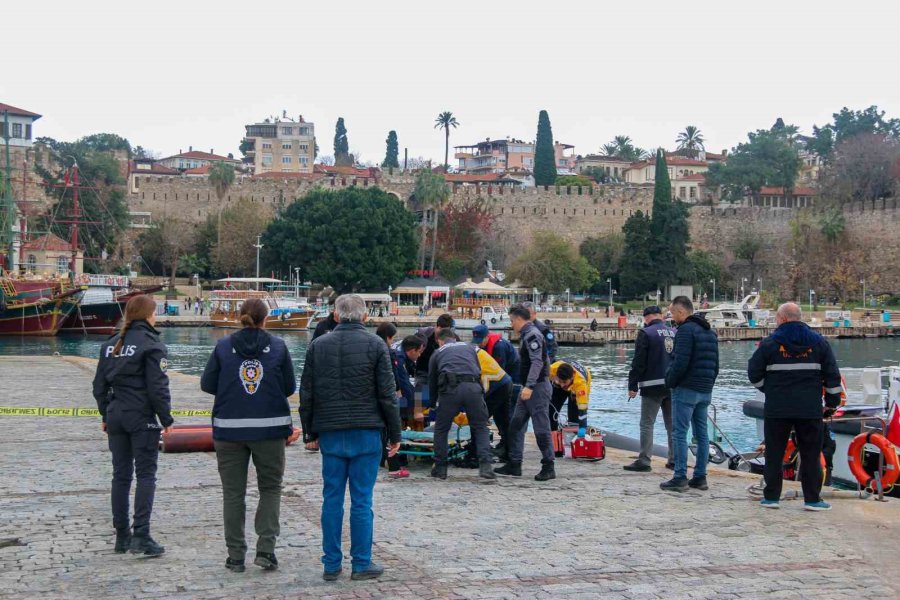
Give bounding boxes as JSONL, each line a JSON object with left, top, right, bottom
{"left": 533, "top": 110, "right": 557, "bottom": 186}
{"left": 650, "top": 149, "right": 672, "bottom": 239}
{"left": 648, "top": 149, "right": 690, "bottom": 292}
{"left": 334, "top": 118, "right": 350, "bottom": 166}
{"left": 382, "top": 130, "right": 399, "bottom": 169}
{"left": 619, "top": 211, "right": 654, "bottom": 297}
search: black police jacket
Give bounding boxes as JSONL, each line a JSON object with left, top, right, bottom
{"left": 748, "top": 321, "right": 842, "bottom": 419}
{"left": 92, "top": 320, "right": 173, "bottom": 431}
{"left": 628, "top": 319, "right": 676, "bottom": 397}
{"left": 534, "top": 319, "right": 558, "bottom": 363}
{"left": 519, "top": 322, "right": 549, "bottom": 388}
{"left": 201, "top": 327, "right": 297, "bottom": 442}
{"left": 427, "top": 341, "right": 482, "bottom": 402}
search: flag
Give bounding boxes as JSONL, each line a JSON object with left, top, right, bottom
{"left": 887, "top": 402, "right": 900, "bottom": 448}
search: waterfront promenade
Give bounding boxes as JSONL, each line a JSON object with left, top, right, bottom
{"left": 1, "top": 355, "right": 897, "bottom": 599}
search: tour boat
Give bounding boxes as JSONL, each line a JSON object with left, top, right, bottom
{"left": 209, "top": 278, "right": 314, "bottom": 331}
{"left": 59, "top": 274, "right": 163, "bottom": 336}
{"left": 0, "top": 274, "right": 80, "bottom": 336}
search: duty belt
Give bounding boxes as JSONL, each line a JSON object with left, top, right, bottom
{"left": 440, "top": 373, "right": 480, "bottom": 388}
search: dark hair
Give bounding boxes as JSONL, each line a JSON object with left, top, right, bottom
{"left": 376, "top": 322, "right": 397, "bottom": 343}
{"left": 436, "top": 313, "right": 454, "bottom": 328}
{"left": 240, "top": 298, "right": 269, "bottom": 328}
{"left": 437, "top": 328, "right": 459, "bottom": 343}
{"left": 671, "top": 296, "right": 694, "bottom": 313}
{"left": 113, "top": 295, "right": 157, "bottom": 355}
{"left": 401, "top": 335, "right": 425, "bottom": 352}
{"left": 508, "top": 304, "right": 531, "bottom": 320}
{"left": 556, "top": 363, "right": 575, "bottom": 381}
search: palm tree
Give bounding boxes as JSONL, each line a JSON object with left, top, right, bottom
{"left": 676, "top": 126, "right": 705, "bottom": 158}
{"left": 208, "top": 161, "right": 236, "bottom": 263}
{"left": 601, "top": 143, "right": 618, "bottom": 156}
{"left": 819, "top": 207, "right": 846, "bottom": 244}
{"left": 413, "top": 171, "right": 449, "bottom": 272}
{"left": 434, "top": 111, "right": 459, "bottom": 172}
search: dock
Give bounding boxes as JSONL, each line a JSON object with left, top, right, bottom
{"left": 1, "top": 355, "right": 897, "bottom": 599}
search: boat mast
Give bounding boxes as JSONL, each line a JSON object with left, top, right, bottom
{"left": 70, "top": 162, "right": 80, "bottom": 277}
{"left": 2, "top": 110, "right": 15, "bottom": 273}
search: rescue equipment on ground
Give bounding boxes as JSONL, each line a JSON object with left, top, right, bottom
{"left": 847, "top": 431, "right": 900, "bottom": 490}
{"left": 161, "top": 424, "right": 301, "bottom": 453}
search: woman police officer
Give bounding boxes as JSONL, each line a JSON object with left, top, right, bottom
{"left": 92, "top": 294, "right": 173, "bottom": 557}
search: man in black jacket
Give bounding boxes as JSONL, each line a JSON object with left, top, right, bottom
{"left": 748, "top": 302, "right": 842, "bottom": 511}
{"left": 412, "top": 313, "right": 454, "bottom": 423}
{"left": 311, "top": 309, "right": 338, "bottom": 340}
{"left": 522, "top": 301, "right": 558, "bottom": 362}
{"left": 661, "top": 296, "right": 719, "bottom": 493}
{"left": 624, "top": 306, "right": 676, "bottom": 472}
{"left": 299, "top": 295, "right": 401, "bottom": 582}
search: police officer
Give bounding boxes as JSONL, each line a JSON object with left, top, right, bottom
{"left": 428, "top": 329, "right": 496, "bottom": 481}
{"left": 522, "top": 301, "right": 558, "bottom": 363}
{"left": 92, "top": 295, "right": 172, "bottom": 557}
{"left": 495, "top": 304, "right": 556, "bottom": 481}
{"left": 625, "top": 306, "right": 676, "bottom": 472}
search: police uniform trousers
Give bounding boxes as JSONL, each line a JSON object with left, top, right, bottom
{"left": 433, "top": 382, "right": 492, "bottom": 465}
{"left": 106, "top": 415, "right": 160, "bottom": 535}
{"left": 469, "top": 380, "right": 512, "bottom": 460}
{"left": 508, "top": 380, "right": 554, "bottom": 464}
{"left": 549, "top": 386, "right": 580, "bottom": 431}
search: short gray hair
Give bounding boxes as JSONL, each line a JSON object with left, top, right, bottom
{"left": 335, "top": 294, "right": 366, "bottom": 322}
{"left": 521, "top": 301, "right": 536, "bottom": 314}
{"left": 777, "top": 302, "right": 802, "bottom": 322}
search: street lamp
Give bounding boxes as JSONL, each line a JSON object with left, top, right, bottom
{"left": 741, "top": 277, "right": 748, "bottom": 299}
{"left": 606, "top": 278, "right": 612, "bottom": 307}
{"left": 860, "top": 278, "right": 866, "bottom": 309}
{"left": 709, "top": 279, "right": 716, "bottom": 304}
{"left": 655, "top": 289, "right": 661, "bottom": 306}
{"left": 758, "top": 277, "right": 763, "bottom": 295}
{"left": 809, "top": 289, "right": 815, "bottom": 312}
{"left": 294, "top": 267, "right": 300, "bottom": 298}
{"left": 253, "top": 235, "right": 264, "bottom": 290}
{"left": 565, "top": 288, "right": 570, "bottom": 309}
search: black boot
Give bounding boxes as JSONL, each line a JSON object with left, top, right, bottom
{"left": 431, "top": 463, "right": 448, "bottom": 480}
{"left": 114, "top": 529, "right": 132, "bottom": 554}
{"left": 479, "top": 462, "right": 497, "bottom": 481}
{"left": 534, "top": 460, "right": 556, "bottom": 482}
{"left": 254, "top": 551, "right": 278, "bottom": 571}
{"left": 660, "top": 477, "right": 689, "bottom": 492}
{"left": 225, "top": 557, "right": 246, "bottom": 573}
{"left": 494, "top": 461, "right": 522, "bottom": 477}
{"left": 129, "top": 534, "right": 165, "bottom": 557}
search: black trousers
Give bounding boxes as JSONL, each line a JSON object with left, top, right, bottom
{"left": 764, "top": 417, "right": 823, "bottom": 503}
{"left": 433, "top": 382, "right": 492, "bottom": 465}
{"left": 549, "top": 386, "right": 579, "bottom": 431}
{"left": 107, "top": 424, "right": 161, "bottom": 535}
{"left": 484, "top": 380, "right": 512, "bottom": 444}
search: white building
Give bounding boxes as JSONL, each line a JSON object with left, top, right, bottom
{"left": 0, "top": 102, "right": 41, "bottom": 148}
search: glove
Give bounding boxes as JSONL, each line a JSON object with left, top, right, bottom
{"left": 577, "top": 427, "right": 586, "bottom": 438}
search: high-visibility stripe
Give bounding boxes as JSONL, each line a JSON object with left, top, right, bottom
{"left": 751, "top": 379, "right": 765, "bottom": 388}
{"left": 213, "top": 416, "right": 292, "bottom": 428}
{"left": 824, "top": 386, "right": 843, "bottom": 394}
{"left": 766, "top": 363, "right": 821, "bottom": 372}
{"left": 638, "top": 378, "right": 666, "bottom": 388}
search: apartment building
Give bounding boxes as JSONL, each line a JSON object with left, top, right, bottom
{"left": 242, "top": 116, "right": 315, "bottom": 175}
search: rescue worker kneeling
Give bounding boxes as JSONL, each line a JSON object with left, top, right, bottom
{"left": 428, "top": 329, "right": 496, "bottom": 481}
{"left": 549, "top": 360, "right": 592, "bottom": 450}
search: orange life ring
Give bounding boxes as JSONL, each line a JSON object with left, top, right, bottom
{"left": 847, "top": 432, "right": 900, "bottom": 489}
{"left": 782, "top": 439, "right": 827, "bottom": 481}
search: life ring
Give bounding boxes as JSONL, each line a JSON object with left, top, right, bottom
{"left": 782, "top": 438, "right": 827, "bottom": 482}
{"left": 847, "top": 432, "right": 900, "bottom": 489}
{"left": 490, "top": 317, "right": 497, "bottom": 324}
{"left": 480, "top": 319, "right": 486, "bottom": 325}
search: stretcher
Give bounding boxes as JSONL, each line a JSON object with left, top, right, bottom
{"left": 398, "top": 424, "right": 472, "bottom": 460}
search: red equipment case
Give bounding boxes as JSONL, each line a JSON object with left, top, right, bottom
{"left": 571, "top": 435, "right": 605, "bottom": 461}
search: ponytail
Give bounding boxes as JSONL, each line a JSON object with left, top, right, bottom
{"left": 113, "top": 295, "right": 157, "bottom": 355}
{"left": 239, "top": 298, "right": 269, "bottom": 329}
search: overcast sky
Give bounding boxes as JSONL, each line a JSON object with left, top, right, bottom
{"left": 5, "top": 1, "right": 898, "bottom": 164}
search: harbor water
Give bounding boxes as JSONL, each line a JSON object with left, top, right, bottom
{"left": 3, "top": 330, "right": 898, "bottom": 452}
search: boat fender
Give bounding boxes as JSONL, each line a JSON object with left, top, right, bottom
{"left": 480, "top": 319, "right": 486, "bottom": 325}
{"left": 281, "top": 312, "right": 291, "bottom": 322}
{"left": 491, "top": 317, "right": 497, "bottom": 324}
{"left": 847, "top": 432, "right": 900, "bottom": 490}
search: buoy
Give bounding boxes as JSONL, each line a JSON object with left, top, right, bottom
{"left": 847, "top": 432, "right": 900, "bottom": 489}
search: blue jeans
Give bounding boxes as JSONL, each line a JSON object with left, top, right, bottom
{"left": 318, "top": 429, "right": 383, "bottom": 573}
{"left": 671, "top": 387, "right": 712, "bottom": 480}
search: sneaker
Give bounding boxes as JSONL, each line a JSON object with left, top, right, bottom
{"left": 322, "top": 567, "right": 342, "bottom": 581}
{"left": 129, "top": 535, "right": 165, "bottom": 557}
{"left": 804, "top": 501, "right": 832, "bottom": 512}
{"left": 225, "top": 557, "right": 246, "bottom": 572}
{"left": 623, "top": 461, "right": 651, "bottom": 472}
{"left": 759, "top": 499, "right": 780, "bottom": 509}
{"left": 660, "top": 477, "right": 689, "bottom": 492}
{"left": 254, "top": 551, "right": 278, "bottom": 571}
{"left": 350, "top": 562, "right": 385, "bottom": 581}
{"left": 479, "top": 462, "right": 497, "bottom": 481}
{"left": 430, "top": 464, "right": 448, "bottom": 480}
{"left": 494, "top": 462, "right": 522, "bottom": 477}
{"left": 534, "top": 462, "right": 556, "bottom": 482}
{"left": 388, "top": 469, "right": 410, "bottom": 479}
{"left": 114, "top": 530, "right": 132, "bottom": 554}
{"left": 688, "top": 476, "right": 708, "bottom": 491}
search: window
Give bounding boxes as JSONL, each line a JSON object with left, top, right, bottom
{"left": 57, "top": 256, "right": 68, "bottom": 274}
{"left": 27, "top": 254, "right": 36, "bottom": 273}
{"left": 299, "top": 144, "right": 308, "bottom": 152}
{"left": 25, "top": 124, "right": 32, "bottom": 139}
{"left": 679, "top": 186, "right": 686, "bottom": 198}
{"left": 262, "top": 142, "right": 272, "bottom": 149}
{"left": 281, "top": 127, "right": 293, "bottom": 135}
{"left": 300, "top": 156, "right": 308, "bottom": 165}
{"left": 262, "top": 154, "right": 273, "bottom": 166}
{"left": 282, "top": 142, "right": 292, "bottom": 150}
{"left": 689, "top": 187, "right": 696, "bottom": 199}
{"left": 12, "top": 123, "right": 22, "bottom": 138}
{"left": 282, "top": 156, "right": 292, "bottom": 164}
{"left": 299, "top": 127, "right": 310, "bottom": 136}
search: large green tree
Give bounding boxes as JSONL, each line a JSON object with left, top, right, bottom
{"left": 382, "top": 130, "right": 399, "bottom": 169}
{"left": 507, "top": 231, "right": 597, "bottom": 292}
{"left": 434, "top": 111, "right": 459, "bottom": 172}
{"left": 705, "top": 128, "right": 801, "bottom": 204}
{"left": 533, "top": 110, "right": 557, "bottom": 186}
{"left": 262, "top": 187, "right": 416, "bottom": 293}
{"left": 810, "top": 106, "right": 900, "bottom": 159}
{"left": 580, "top": 233, "right": 624, "bottom": 292}
{"left": 618, "top": 210, "right": 654, "bottom": 298}
{"left": 648, "top": 150, "right": 689, "bottom": 289}
{"left": 334, "top": 117, "right": 351, "bottom": 166}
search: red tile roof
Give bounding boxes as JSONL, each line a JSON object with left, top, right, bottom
{"left": 631, "top": 156, "right": 709, "bottom": 170}
{"left": 128, "top": 160, "right": 180, "bottom": 176}
{"left": 681, "top": 173, "right": 706, "bottom": 181}
{"left": 759, "top": 186, "right": 817, "bottom": 196}
{"left": 251, "top": 171, "right": 322, "bottom": 180}
{"left": 184, "top": 165, "right": 211, "bottom": 175}
{"left": 443, "top": 173, "right": 521, "bottom": 184}
{"left": 313, "top": 164, "right": 380, "bottom": 178}
{"left": 163, "top": 150, "right": 237, "bottom": 162}
{"left": 22, "top": 233, "right": 73, "bottom": 252}
{"left": 0, "top": 102, "right": 41, "bottom": 119}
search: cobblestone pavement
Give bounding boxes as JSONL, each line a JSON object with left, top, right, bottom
{"left": 1, "top": 356, "right": 897, "bottom": 599}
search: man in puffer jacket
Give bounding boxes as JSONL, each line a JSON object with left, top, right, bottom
{"left": 299, "top": 294, "right": 401, "bottom": 582}
{"left": 748, "top": 302, "right": 842, "bottom": 512}
{"left": 661, "top": 296, "right": 719, "bottom": 493}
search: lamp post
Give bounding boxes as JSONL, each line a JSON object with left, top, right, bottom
{"left": 709, "top": 279, "right": 716, "bottom": 304}
{"left": 741, "top": 277, "right": 747, "bottom": 299}
{"left": 565, "top": 288, "right": 570, "bottom": 309}
{"left": 253, "top": 235, "right": 264, "bottom": 290}
{"left": 809, "top": 289, "right": 815, "bottom": 313}
{"left": 860, "top": 278, "right": 866, "bottom": 309}
{"left": 606, "top": 278, "right": 612, "bottom": 308}
{"left": 294, "top": 267, "right": 300, "bottom": 298}
{"left": 655, "top": 289, "right": 661, "bottom": 306}
{"left": 758, "top": 277, "right": 763, "bottom": 295}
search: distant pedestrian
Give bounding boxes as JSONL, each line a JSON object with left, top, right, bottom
{"left": 311, "top": 308, "right": 338, "bottom": 340}
{"left": 194, "top": 299, "right": 200, "bottom": 315}
{"left": 300, "top": 294, "right": 401, "bottom": 581}
{"left": 163, "top": 300, "right": 169, "bottom": 315}
{"left": 92, "top": 295, "right": 172, "bottom": 557}
{"left": 200, "top": 297, "right": 297, "bottom": 573}
{"left": 748, "top": 302, "right": 842, "bottom": 511}
{"left": 624, "top": 306, "right": 676, "bottom": 472}
{"left": 661, "top": 296, "right": 719, "bottom": 493}
{"left": 495, "top": 304, "right": 556, "bottom": 481}
{"left": 521, "top": 301, "right": 558, "bottom": 362}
